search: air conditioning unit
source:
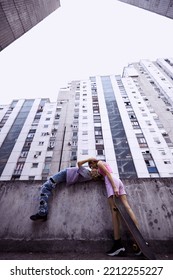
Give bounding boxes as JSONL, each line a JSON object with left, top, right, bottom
{"left": 162, "top": 132, "right": 168, "bottom": 136}
{"left": 48, "top": 144, "right": 54, "bottom": 150}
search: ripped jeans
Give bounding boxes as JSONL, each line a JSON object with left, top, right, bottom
{"left": 38, "top": 169, "right": 67, "bottom": 216}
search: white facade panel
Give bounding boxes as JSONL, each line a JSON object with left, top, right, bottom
{"left": 123, "top": 61, "right": 173, "bottom": 177}
{"left": 113, "top": 77, "right": 149, "bottom": 177}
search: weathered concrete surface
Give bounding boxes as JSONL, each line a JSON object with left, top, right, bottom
{"left": 0, "top": 179, "right": 173, "bottom": 254}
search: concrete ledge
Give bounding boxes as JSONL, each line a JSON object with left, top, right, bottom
{"left": 0, "top": 179, "right": 173, "bottom": 254}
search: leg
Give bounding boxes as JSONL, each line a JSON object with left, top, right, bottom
{"left": 106, "top": 196, "right": 125, "bottom": 256}
{"left": 108, "top": 196, "right": 121, "bottom": 240}
{"left": 38, "top": 178, "right": 56, "bottom": 216}
{"left": 119, "top": 195, "right": 139, "bottom": 229}
{"left": 30, "top": 169, "right": 67, "bottom": 221}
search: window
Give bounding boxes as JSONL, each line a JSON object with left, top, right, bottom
{"left": 45, "top": 156, "right": 52, "bottom": 161}
{"left": 95, "top": 127, "right": 102, "bottom": 135}
{"left": 15, "top": 162, "right": 24, "bottom": 171}
{"left": 82, "top": 150, "right": 88, "bottom": 155}
{"left": 96, "top": 139, "right": 104, "bottom": 144}
{"left": 34, "top": 151, "right": 41, "bottom": 158}
{"left": 34, "top": 115, "right": 41, "bottom": 120}
{"left": 29, "top": 129, "right": 36, "bottom": 133}
{"left": 48, "top": 141, "right": 55, "bottom": 149}
{"left": 24, "top": 141, "right": 31, "bottom": 147}
{"left": 138, "top": 137, "right": 146, "bottom": 143}
{"left": 32, "top": 163, "right": 38, "bottom": 168}
{"left": 20, "top": 151, "right": 28, "bottom": 158}
{"left": 73, "top": 132, "right": 78, "bottom": 137}
{"left": 93, "top": 105, "right": 100, "bottom": 113}
{"left": 146, "top": 120, "right": 151, "bottom": 126}
{"left": 27, "top": 133, "right": 34, "bottom": 139}
{"left": 154, "top": 137, "right": 161, "bottom": 144}
{"left": 29, "top": 176, "right": 35, "bottom": 180}
{"left": 164, "top": 160, "right": 171, "bottom": 164}
{"left": 145, "top": 160, "right": 155, "bottom": 167}
{"left": 82, "top": 123, "right": 88, "bottom": 128}
{"left": 93, "top": 115, "right": 101, "bottom": 123}
{"left": 71, "top": 151, "right": 77, "bottom": 160}
{"left": 82, "top": 131, "right": 88, "bottom": 135}
{"left": 129, "top": 114, "right": 136, "bottom": 119}
{"left": 41, "top": 132, "right": 49, "bottom": 136}
{"left": 158, "top": 149, "right": 166, "bottom": 155}
{"left": 56, "top": 107, "right": 62, "bottom": 112}
{"left": 97, "top": 150, "right": 104, "bottom": 155}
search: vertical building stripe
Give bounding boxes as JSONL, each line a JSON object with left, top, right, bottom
{"left": 101, "top": 76, "right": 137, "bottom": 178}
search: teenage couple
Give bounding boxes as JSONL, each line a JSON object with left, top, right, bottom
{"left": 30, "top": 157, "right": 140, "bottom": 256}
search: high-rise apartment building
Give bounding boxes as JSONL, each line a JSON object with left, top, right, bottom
{"left": 118, "top": 0, "right": 173, "bottom": 19}
{"left": 1, "top": 58, "right": 173, "bottom": 180}
{"left": 0, "top": 0, "right": 60, "bottom": 51}
{"left": 61, "top": 65, "right": 173, "bottom": 179}
{"left": 0, "top": 98, "right": 61, "bottom": 180}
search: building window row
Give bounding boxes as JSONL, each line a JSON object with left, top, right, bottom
{"left": 90, "top": 78, "right": 105, "bottom": 159}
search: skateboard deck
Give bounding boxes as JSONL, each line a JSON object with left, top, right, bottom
{"left": 114, "top": 196, "right": 156, "bottom": 260}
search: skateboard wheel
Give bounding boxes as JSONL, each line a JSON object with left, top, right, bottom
{"left": 132, "top": 243, "right": 138, "bottom": 252}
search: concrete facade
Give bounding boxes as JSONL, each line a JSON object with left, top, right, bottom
{"left": 0, "top": 0, "right": 60, "bottom": 51}
{"left": 0, "top": 179, "right": 173, "bottom": 254}
{"left": 118, "top": 0, "right": 173, "bottom": 19}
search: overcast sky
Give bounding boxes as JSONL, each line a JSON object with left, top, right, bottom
{"left": 0, "top": 0, "right": 173, "bottom": 105}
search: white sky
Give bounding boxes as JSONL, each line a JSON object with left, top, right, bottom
{"left": 0, "top": 0, "right": 173, "bottom": 104}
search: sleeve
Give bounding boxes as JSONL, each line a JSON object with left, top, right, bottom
{"left": 77, "top": 166, "right": 92, "bottom": 180}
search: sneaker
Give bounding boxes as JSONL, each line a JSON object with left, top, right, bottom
{"left": 30, "top": 213, "right": 47, "bottom": 221}
{"left": 107, "top": 240, "right": 125, "bottom": 256}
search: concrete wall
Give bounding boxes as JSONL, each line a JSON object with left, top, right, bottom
{"left": 0, "top": 179, "right": 173, "bottom": 253}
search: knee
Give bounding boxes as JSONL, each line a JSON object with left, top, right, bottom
{"left": 113, "top": 206, "right": 118, "bottom": 212}
{"left": 50, "top": 177, "right": 56, "bottom": 184}
{"left": 111, "top": 205, "right": 119, "bottom": 216}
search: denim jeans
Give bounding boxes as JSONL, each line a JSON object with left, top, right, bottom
{"left": 38, "top": 169, "right": 67, "bottom": 216}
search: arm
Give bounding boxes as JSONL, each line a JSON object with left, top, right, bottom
{"left": 97, "top": 161, "right": 119, "bottom": 197}
{"left": 77, "top": 157, "right": 97, "bottom": 168}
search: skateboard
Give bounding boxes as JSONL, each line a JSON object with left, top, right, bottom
{"left": 114, "top": 196, "right": 156, "bottom": 260}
